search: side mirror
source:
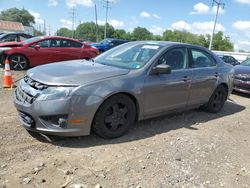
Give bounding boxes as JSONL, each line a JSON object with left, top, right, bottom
{"left": 150, "top": 64, "right": 171, "bottom": 75}
{"left": 34, "top": 44, "right": 40, "bottom": 50}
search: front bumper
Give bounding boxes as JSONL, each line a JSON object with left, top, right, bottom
{"left": 233, "top": 79, "right": 250, "bottom": 94}
{"left": 13, "top": 84, "right": 103, "bottom": 137}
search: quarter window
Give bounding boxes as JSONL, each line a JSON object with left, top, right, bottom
{"left": 190, "top": 49, "right": 216, "bottom": 68}
{"left": 60, "top": 39, "right": 82, "bottom": 48}
{"left": 157, "top": 48, "right": 187, "bottom": 70}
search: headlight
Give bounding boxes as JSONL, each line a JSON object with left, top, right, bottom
{"left": 37, "top": 87, "right": 75, "bottom": 101}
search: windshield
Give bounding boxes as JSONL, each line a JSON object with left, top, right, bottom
{"left": 22, "top": 36, "right": 44, "bottom": 44}
{"left": 94, "top": 42, "right": 163, "bottom": 69}
{"left": 241, "top": 59, "right": 250, "bottom": 66}
{"left": 100, "top": 39, "right": 111, "bottom": 44}
{"left": 0, "top": 34, "right": 7, "bottom": 39}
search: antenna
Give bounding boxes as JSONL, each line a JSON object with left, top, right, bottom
{"left": 209, "top": 0, "right": 225, "bottom": 50}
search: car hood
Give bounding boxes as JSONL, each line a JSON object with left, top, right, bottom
{"left": 234, "top": 65, "right": 250, "bottom": 75}
{"left": 90, "top": 43, "right": 103, "bottom": 47}
{"left": 27, "top": 60, "right": 130, "bottom": 86}
{"left": 0, "top": 41, "right": 23, "bottom": 47}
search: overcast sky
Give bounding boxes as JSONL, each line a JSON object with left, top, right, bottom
{"left": 1, "top": 0, "right": 250, "bottom": 51}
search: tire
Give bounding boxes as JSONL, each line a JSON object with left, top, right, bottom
{"left": 204, "top": 85, "right": 228, "bottom": 113}
{"left": 92, "top": 94, "right": 136, "bottom": 139}
{"left": 9, "top": 54, "right": 29, "bottom": 71}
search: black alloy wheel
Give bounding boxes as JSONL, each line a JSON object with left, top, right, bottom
{"left": 92, "top": 94, "right": 136, "bottom": 139}
{"left": 9, "top": 55, "right": 29, "bottom": 70}
{"left": 205, "top": 85, "right": 227, "bottom": 113}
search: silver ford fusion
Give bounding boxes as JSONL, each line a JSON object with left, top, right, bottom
{"left": 13, "top": 41, "right": 234, "bottom": 139}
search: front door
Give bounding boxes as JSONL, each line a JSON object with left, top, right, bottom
{"left": 143, "top": 47, "right": 192, "bottom": 117}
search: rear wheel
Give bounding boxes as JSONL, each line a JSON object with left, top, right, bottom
{"left": 92, "top": 94, "right": 136, "bottom": 139}
{"left": 9, "top": 54, "right": 29, "bottom": 70}
{"left": 204, "top": 85, "right": 228, "bottom": 113}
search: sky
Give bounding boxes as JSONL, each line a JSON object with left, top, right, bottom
{"left": 0, "top": 0, "right": 250, "bottom": 51}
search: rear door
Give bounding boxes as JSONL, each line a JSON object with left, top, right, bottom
{"left": 58, "top": 39, "right": 83, "bottom": 61}
{"left": 187, "top": 48, "right": 219, "bottom": 106}
{"left": 143, "top": 47, "right": 192, "bottom": 117}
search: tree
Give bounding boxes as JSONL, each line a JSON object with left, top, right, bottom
{"left": 211, "top": 31, "right": 234, "bottom": 51}
{"left": 0, "top": 8, "right": 35, "bottom": 26}
{"left": 113, "top": 29, "right": 129, "bottom": 40}
{"left": 33, "top": 28, "right": 44, "bottom": 36}
{"left": 75, "top": 22, "right": 96, "bottom": 41}
{"left": 56, "top": 27, "right": 72, "bottom": 38}
{"left": 131, "top": 27, "right": 153, "bottom": 40}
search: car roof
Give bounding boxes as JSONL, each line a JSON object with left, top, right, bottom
{"left": 127, "top": 41, "right": 209, "bottom": 50}
{"left": 35, "top": 36, "right": 82, "bottom": 42}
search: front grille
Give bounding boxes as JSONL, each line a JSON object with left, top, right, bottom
{"left": 23, "top": 75, "right": 48, "bottom": 90}
{"left": 15, "top": 76, "right": 48, "bottom": 104}
{"left": 234, "top": 75, "right": 250, "bottom": 82}
{"left": 15, "top": 86, "right": 35, "bottom": 104}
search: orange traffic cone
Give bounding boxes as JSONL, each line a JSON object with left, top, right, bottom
{"left": 3, "top": 58, "right": 13, "bottom": 88}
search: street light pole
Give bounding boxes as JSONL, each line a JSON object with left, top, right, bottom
{"left": 209, "top": 0, "right": 225, "bottom": 50}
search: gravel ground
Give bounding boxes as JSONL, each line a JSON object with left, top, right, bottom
{"left": 0, "top": 71, "right": 250, "bottom": 188}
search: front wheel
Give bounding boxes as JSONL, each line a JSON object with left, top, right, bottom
{"left": 92, "top": 94, "right": 136, "bottom": 139}
{"left": 9, "top": 54, "right": 29, "bottom": 71}
{"left": 204, "top": 85, "right": 228, "bottom": 113}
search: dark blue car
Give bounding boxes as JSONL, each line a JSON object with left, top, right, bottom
{"left": 90, "top": 38, "right": 129, "bottom": 52}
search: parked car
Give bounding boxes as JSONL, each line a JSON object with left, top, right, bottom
{"left": 0, "top": 36, "right": 99, "bottom": 70}
{"left": 90, "top": 38, "right": 129, "bottom": 52}
{"left": 13, "top": 41, "right": 234, "bottom": 139}
{"left": 233, "top": 58, "right": 250, "bottom": 94}
{"left": 218, "top": 55, "right": 240, "bottom": 66}
{"left": 0, "top": 32, "right": 33, "bottom": 43}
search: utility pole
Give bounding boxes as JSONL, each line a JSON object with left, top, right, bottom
{"left": 94, "top": 3, "right": 99, "bottom": 42}
{"left": 48, "top": 25, "right": 51, "bottom": 36}
{"left": 209, "top": 0, "right": 225, "bottom": 50}
{"left": 71, "top": 7, "right": 76, "bottom": 39}
{"left": 180, "top": 20, "right": 188, "bottom": 43}
{"left": 103, "top": 0, "right": 111, "bottom": 39}
{"left": 43, "top": 19, "right": 46, "bottom": 35}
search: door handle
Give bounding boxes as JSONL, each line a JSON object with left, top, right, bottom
{"left": 214, "top": 72, "right": 219, "bottom": 77}
{"left": 183, "top": 76, "right": 190, "bottom": 82}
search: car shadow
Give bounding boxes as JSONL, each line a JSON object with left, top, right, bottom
{"left": 33, "top": 98, "right": 245, "bottom": 148}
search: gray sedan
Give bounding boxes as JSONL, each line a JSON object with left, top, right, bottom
{"left": 13, "top": 41, "right": 234, "bottom": 139}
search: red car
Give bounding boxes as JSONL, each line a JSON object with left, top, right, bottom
{"left": 0, "top": 36, "right": 99, "bottom": 70}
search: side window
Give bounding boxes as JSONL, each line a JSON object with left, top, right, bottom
{"left": 60, "top": 40, "right": 82, "bottom": 48}
{"left": 70, "top": 40, "right": 82, "bottom": 48}
{"left": 20, "top": 35, "right": 30, "bottom": 41}
{"left": 228, "top": 56, "right": 234, "bottom": 61}
{"left": 190, "top": 49, "right": 216, "bottom": 68}
{"left": 37, "top": 39, "right": 50, "bottom": 48}
{"left": 50, "top": 39, "right": 61, "bottom": 48}
{"left": 3, "top": 35, "right": 17, "bottom": 42}
{"left": 157, "top": 48, "right": 187, "bottom": 70}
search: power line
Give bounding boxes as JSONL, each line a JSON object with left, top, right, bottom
{"left": 103, "top": 0, "right": 111, "bottom": 39}
{"left": 209, "top": 0, "right": 225, "bottom": 50}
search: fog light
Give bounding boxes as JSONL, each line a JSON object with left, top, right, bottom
{"left": 58, "top": 118, "right": 68, "bottom": 128}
